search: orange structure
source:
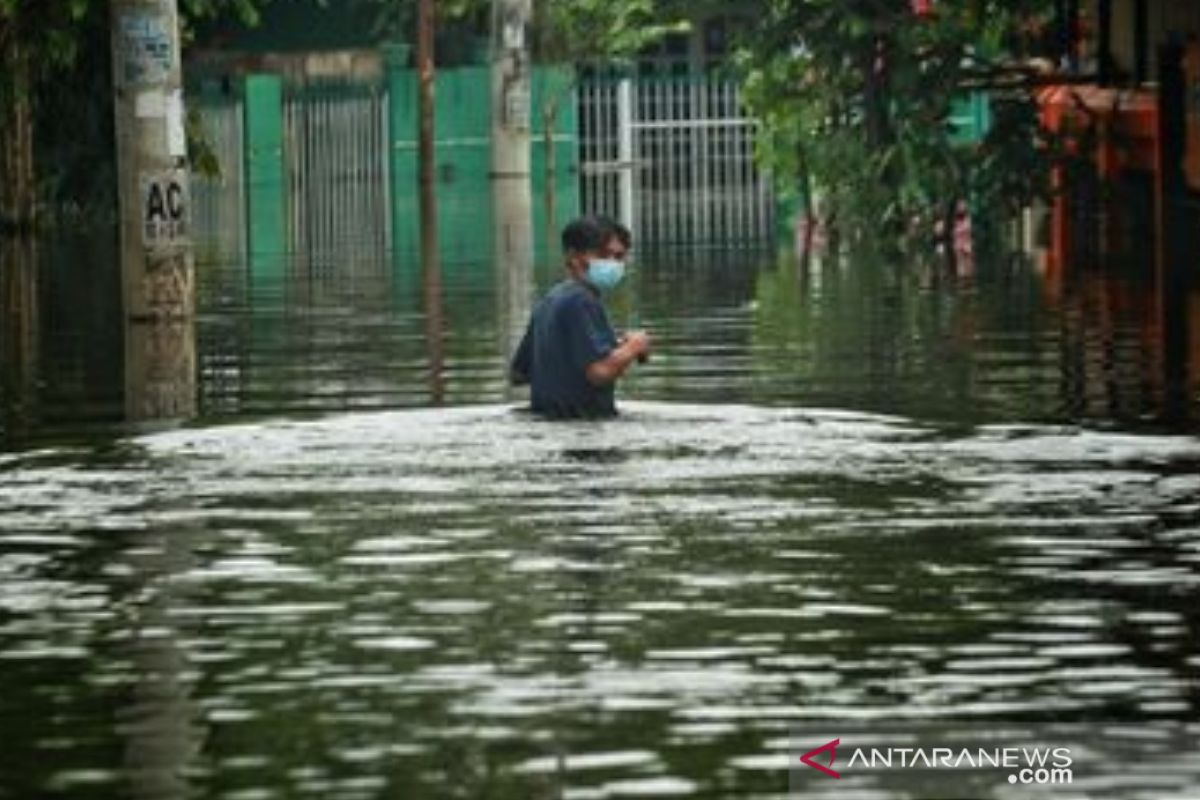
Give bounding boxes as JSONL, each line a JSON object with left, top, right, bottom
{"left": 1034, "top": 0, "right": 1200, "bottom": 275}
{"left": 1036, "top": 84, "right": 1159, "bottom": 274}
{"left": 1035, "top": 37, "right": 1200, "bottom": 273}
{"left": 1037, "top": 85, "right": 1159, "bottom": 174}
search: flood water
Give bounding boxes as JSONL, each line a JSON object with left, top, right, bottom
{"left": 1, "top": 239, "right": 1199, "bottom": 798}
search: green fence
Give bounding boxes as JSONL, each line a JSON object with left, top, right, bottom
{"left": 194, "top": 65, "right": 581, "bottom": 286}
{"left": 387, "top": 66, "right": 579, "bottom": 273}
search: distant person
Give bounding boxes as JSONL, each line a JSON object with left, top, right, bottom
{"left": 509, "top": 216, "right": 650, "bottom": 418}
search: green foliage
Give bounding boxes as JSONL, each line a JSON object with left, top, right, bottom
{"left": 530, "top": 0, "right": 687, "bottom": 126}
{"left": 0, "top": 0, "right": 272, "bottom": 218}
{"left": 0, "top": 0, "right": 92, "bottom": 102}
{"left": 350, "top": 0, "right": 486, "bottom": 42}
{"left": 181, "top": 0, "right": 271, "bottom": 27}
{"left": 344, "top": 0, "right": 684, "bottom": 70}
{"left": 533, "top": 0, "right": 686, "bottom": 66}
{"left": 739, "top": 0, "right": 1057, "bottom": 251}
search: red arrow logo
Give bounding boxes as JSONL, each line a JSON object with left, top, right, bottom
{"left": 799, "top": 738, "right": 841, "bottom": 779}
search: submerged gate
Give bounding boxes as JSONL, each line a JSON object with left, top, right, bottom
{"left": 191, "top": 67, "right": 774, "bottom": 275}
{"left": 284, "top": 81, "right": 392, "bottom": 278}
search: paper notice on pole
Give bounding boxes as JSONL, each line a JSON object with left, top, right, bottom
{"left": 119, "top": 10, "right": 172, "bottom": 87}
{"left": 166, "top": 90, "right": 187, "bottom": 157}
{"left": 504, "top": 86, "right": 530, "bottom": 130}
{"left": 503, "top": 18, "right": 525, "bottom": 50}
{"left": 135, "top": 90, "right": 166, "bottom": 118}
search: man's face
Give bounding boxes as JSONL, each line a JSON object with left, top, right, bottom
{"left": 568, "top": 236, "right": 626, "bottom": 274}
{"left": 601, "top": 235, "right": 628, "bottom": 262}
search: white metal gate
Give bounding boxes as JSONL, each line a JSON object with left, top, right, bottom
{"left": 579, "top": 74, "right": 774, "bottom": 246}
{"left": 284, "top": 81, "right": 391, "bottom": 277}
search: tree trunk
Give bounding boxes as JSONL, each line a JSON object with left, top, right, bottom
{"left": 1, "top": 235, "right": 39, "bottom": 440}
{"left": 417, "top": 0, "right": 438, "bottom": 274}
{"left": 417, "top": 0, "right": 443, "bottom": 402}
{"left": 1, "top": 38, "right": 36, "bottom": 233}
{"left": 798, "top": 147, "right": 815, "bottom": 257}
{"left": 942, "top": 199, "right": 959, "bottom": 274}
{"left": 863, "top": 38, "right": 883, "bottom": 148}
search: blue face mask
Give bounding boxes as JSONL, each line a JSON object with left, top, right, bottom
{"left": 585, "top": 258, "right": 625, "bottom": 292}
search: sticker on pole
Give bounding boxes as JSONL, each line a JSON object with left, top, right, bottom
{"left": 141, "top": 171, "right": 189, "bottom": 247}
{"left": 504, "top": 86, "right": 530, "bottom": 130}
{"left": 119, "top": 10, "right": 173, "bottom": 87}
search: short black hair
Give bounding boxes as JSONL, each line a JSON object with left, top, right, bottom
{"left": 614, "top": 222, "right": 631, "bottom": 249}
{"left": 561, "top": 215, "right": 620, "bottom": 253}
{"left": 594, "top": 214, "right": 631, "bottom": 249}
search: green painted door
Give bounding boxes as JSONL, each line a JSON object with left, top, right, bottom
{"left": 388, "top": 65, "right": 581, "bottom": 275}
{"left": 244, "top": 74, "right": 286, "bottom": 286}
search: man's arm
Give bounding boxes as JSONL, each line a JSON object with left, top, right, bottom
{"left": 509, "top": 323, "right": 533, "bottom": 385}
{"left": 585, "top": 331, "right": 650, "bottom": 386}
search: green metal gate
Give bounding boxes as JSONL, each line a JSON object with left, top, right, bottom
{"left": 244, "top": 74, "right": 286, "bottom": 283}
{"left": 193, "top": 65, "right": 582, "bottom": 284}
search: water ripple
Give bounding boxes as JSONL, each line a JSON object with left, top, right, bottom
{"left": 0, "top": 403, "right": 1197, "bottom": 797}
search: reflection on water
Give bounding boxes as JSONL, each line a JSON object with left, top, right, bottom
{"left": 169, "top": 248, "right": 1200, "bottom": 433}
{"left": 1, "top": 235, "right": 124, "bottom": 443}
{"left": 198, "top": 245, "right": 1200, "bottom": 429}
{"left": 0, "top": 405, "right": 1197, "bottom": 797}
{"left": 3, "top": 235, "right": 1200, "bottom": 440}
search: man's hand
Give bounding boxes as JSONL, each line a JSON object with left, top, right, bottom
{"left": 622, "top": 330, "right": 651, "bottom": 362}
{"left": 587, "top": 330, "right": 652, "bottom": 386}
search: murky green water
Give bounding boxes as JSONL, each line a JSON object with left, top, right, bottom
{"left": 1, "top": 241, "right": 1199, "bottom": 798}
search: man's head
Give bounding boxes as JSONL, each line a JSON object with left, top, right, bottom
{"left": 561, "top": 216, "right": 629, "bottom": 273}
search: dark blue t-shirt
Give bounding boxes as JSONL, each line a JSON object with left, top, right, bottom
{"left": 510, "top": 280, "right": 618, "bottom": 418}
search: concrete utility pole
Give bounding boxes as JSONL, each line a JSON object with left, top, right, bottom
{"left": 490, "top": 0, "right": 534, "bottom": 263}
{"left": 491, "top": 0, "right": 534, "bottom": 393}
{"left": 109, "top": 0, "right": 195, "bottom": 421}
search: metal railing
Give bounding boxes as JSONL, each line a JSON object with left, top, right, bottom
{"left": 190, "top": 69, "right": 775, "bottom": 271}
{"left": 284, "top": 81, "right": 391, "bottom": 277}
{"left": 579, "top": 74, "right": 774, "bottom": 246}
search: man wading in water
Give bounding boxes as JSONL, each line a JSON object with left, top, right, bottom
{"left": 509, "top": 216, "right": 651, "bottom": 418}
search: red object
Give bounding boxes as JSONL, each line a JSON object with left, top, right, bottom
{"left": 912, "top": 0, "right": 933, "bottom": 16}
{"left": 1037, "top": 85, "right": 1158, "bottom": 172}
